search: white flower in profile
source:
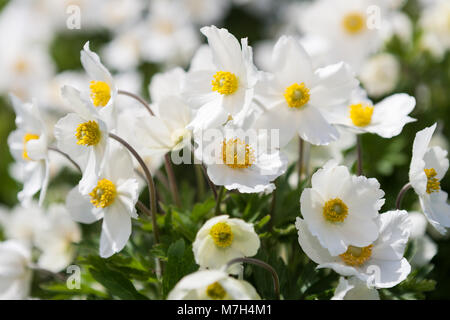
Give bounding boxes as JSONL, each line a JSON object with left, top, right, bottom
{"left": 0, "top": 240, "right": 32, "bottom": 300}
{"left": 168, "top": 269, "right": 260, "bottom": 300}
{"left": 81, "top": 42, "right": 118, "bottom": 128}
{"left": 196, "top": 119, "right": 288, "bottom": 193}
{"left": 332, "top": 277, "right": 380, "bottom": 300}
{"left": 35, "top": 204, "right": 81, "bottom": 273}
{"left": 254, "top": 36, "right": 358, "bottom": 147}
{"left": 296, "top": 210, "right": 412, "bottom": 288}
{"left": 184, "top": 25, "right": 259, "bottom": 131}
{"left": 54, "top": 86, "right": 109, "bottom": 194}
{"left": 149, "top": 67, "right": 186, "bottom": 103}
{"left": 193, "top": 215, "right": 260, "bottom": 274}
{"left": 7, "top": 95, "right": 49, "bottom": 206}
{"left": 409, "top": 123, "right": 450, "bottom": 234}
{"left": 408, "top": 211, "right": 437, "bottom": 267}
{"left": 300, "top": 161, "right": 384, "bottom": 255}
{"left": 65, "top": 144, "right": 139, "bottom": 258}
{"left": 324, "top": 88, "right": 416, "bottom": 139}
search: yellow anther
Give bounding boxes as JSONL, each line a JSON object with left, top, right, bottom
{"left": 342, "top": 12, "right": 366, "bottom": 35}
{"left": 340, "top": 245, "right": 373, "bottom": 266}
{"left": 206, "top": 282, "right": 227, "bottom": 300}
{"left": 222, "top": 138, "right": 254, "bottom": 169}
{"left": 209, "top": 222, "right": 234, "bottom": 248}
{"left": 323, "top": 198, "right": 349, "bottom": 223}
{"left": 284, "top": 83, "right": 310, "bottom": 109}
{"left": 75, "top": 121, "right": 101, "bottom": 146}
{"left": 212, "top": 71, "right": 238, "bottom": 95}
{"left": 22, "top": 133, "right": 40, "bottom": 160}
{"left": 89, "top": 179, "right": 117, "bottom": 208}
{"left": 350, "top": 103, "right": 374, "bottom": 127}
{"left": 425, "top": 168, "right": 441, "bottom": 194}
{"left": 90, "top": 81, "right": 111, "bottom": 107}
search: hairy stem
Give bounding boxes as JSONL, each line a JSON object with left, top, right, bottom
{"left": 215, "top": 186, "right": 225, "bottom": 215}
{"left": 396, "top": 182, "right": 412, "bottom": 210}
{"left": 298, "top": 138, "right": 304, "bottom": 187}
{"left": 201, "top": 164, "right": 218, "bottom": 200}
{"left": 48, "top": 147, "right": 81, "bottom": 173}
{"left": 164, "top": 154, "right": 181, "bottom": 207}
{"left": 118, "top": 90, "right": 154, "bottom": 116}
{"left": 357, "top": 135, "right": 363, "bottom": 176}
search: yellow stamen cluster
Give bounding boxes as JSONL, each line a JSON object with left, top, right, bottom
{"left": 89, "top": 179, "right": 117, "bottom": 208}
{"left": 76, "top": 121, "right": 101, "bottom": 146}
{"left": 342, "top": 12, "right": 366, "bottom": 35}
{"left": 90, "top": 81, "right": 111, "bottom": 107}
{"left": 323, "top": 198, "right": 349, "bottom": 223}
{"left": 339, "top": 245, "right": 373, "bottom": 266}
{"left": 350, "top": 103, "right": 374, "bottom": 127}
{"left": 22, "top": 133, "right": 40, "bottom": 160}
{"left": 206, "top": 282, "right": 227, "bottom": 300}
{"left": 425, "top": 168, "right": 441, "bottom": 194}
{"left": 222, "top": 138, "right": 254, "bottom": 169}
{"left": 209, "top": 222, "right": 234, "bottom": 248}
{"left": 212, "top": 71, "right": 238, "bottom": 95}
{"left": 284, "top": 83, "right": 310, "bottom": 109}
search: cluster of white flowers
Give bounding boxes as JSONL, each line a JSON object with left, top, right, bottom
{"left": 0, "top": 0, "right": 449, "bottom": 301}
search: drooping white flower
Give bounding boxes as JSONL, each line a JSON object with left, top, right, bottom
{"left": 254, "top": 36, "right": 358, "bottom": 147}
{"left": 7, "top": 95, "right": 49, "bottom": 206}
{"left": 324, "top": 88, "right": 416, "bottom": 139}
{"left": 184, "top": 25, "right": 259, "bottom": 131}
{"left": 408, "top": 211, "right": 438, "bottom": 267}
{"left": 168, "top": 269, "right": 260, "bottom": 300}
{"left": 0, "top": 240, "right": 32, "bottom": 300}
{"left": 409, "top": 123, "right": 450, "bottom": 234}
{"left": 299, "top": 161, "right": 384, "bottom": 256}
{"left": 35, "top": 204, "right": 81, "bottom": 273}
{"left": 296, "top": 210, "right": 412, "bottom": 288}
{"left": 192, "top": 215, "right": 260, "bottom": 274}
{"left": 65, "top": 144, "right": 139, "bottom": 258}
{"left": 332, "top": 277, "right": 380, "bottom": 300}
{"left": 54, "top": 86, "right": 109, "bottom": 194}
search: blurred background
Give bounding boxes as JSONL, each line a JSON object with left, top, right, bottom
{"left": 0, "top": 0, "right": 448, "bottom": 299}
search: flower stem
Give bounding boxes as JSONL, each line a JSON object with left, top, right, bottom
{"left": 357, "top": 135, "right": 363, "bottom": 176}
{"left": 215, "top": 186, "right": 225, "bottom": 215}
{"left": 164, "top": 154, "right": 181, "bottom": 207}
{"left": 201, "top": 164, "right": 218, "bottom": 200}
{"left": 396, "top": 182, "right": 412, "bottom": 210}
{"left": 194, "top": 165, "right": 205, "bottom": 200}
{"left": 109, "top": 133, "right": 160, "bottom": 244}
{"left": 298, "top": 138, "right": 304, "bottom": 187}
{"left": 226, "top": 257, "right": 280, "bottom": 300}
{"left": 117, "top": 90, "right": 154, "bottom": 116}
{"left": 48, "top": 147, "right": 81, "bottom": 173}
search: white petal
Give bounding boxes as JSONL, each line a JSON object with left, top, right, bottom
{"left": 99, "top": 202, "right": 132, "bottom": 258}
{"left": 65, "top": 186, "right": 102, "bottom": 224}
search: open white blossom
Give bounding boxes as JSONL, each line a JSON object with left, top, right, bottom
{"left": 65, "top": 145, "right": 139, "bottom": 258}
{"left": 296, "top": 210, "right": 412, "bottom": 288}
{"left": 409, "top": 123, "right": 450, "bottom": 234}
{"left": 332, "top": 277, "right": 380, "bottom": 300}
{"left": 193, "top": 215, "right": 260, "bottom": 274}
{"left": 300, "top": 161, "right": 384, "bottom": 255}
{"left": 7, "top": 95, "right": 49, "bottom": 206}
{"left": 168, "top": 269, "right": 260, "bottom": 300}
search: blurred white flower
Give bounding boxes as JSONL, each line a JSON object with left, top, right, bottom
{"left": 332, "top": 277, "right": 380, "bottom": 300}
{"left": 7, "top": 95, "right": 49, "bottom": 206}
{"left": 299, "top": 161, "right": 384, "bottom": 256}
{"left": 102, "top": 28, "right": 142, "bottom": 72}
{"left": 0, "top": 240, "right": 32, "bottom": 300}
{"left": 182, "top": 0, "right": 231, "bottom": 25}
{"left": 419, "top": 0, "right": 450, "bottom": 58}
{"left": 65, "top": 145, "right": 139, "bottom": 258}
{"left": 296, "top": 210, "right": 412, "bottom": 288}
{"left": 254, "top": 36, "right": 358, "bottom": 147}
{"left": 149, "top": 67, "right": 186, "bottom": 103}
{"left": 359, "top": 53, "right": 401, "bottom": 98}
{"left": 408, "top": 212, "right": 438, "bottom": 267}
{"left": 193, "top": 215, "right": 260, "bottom": 274}
{"left": 168, "top": 269, "right": 260, "bottom": 300}
{"left": 409, "top": 123, "right": 450, "bottom": 234}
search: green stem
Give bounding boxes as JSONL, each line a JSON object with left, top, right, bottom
{"left": 215, "top": 186, "right": 225, "bottom": 215}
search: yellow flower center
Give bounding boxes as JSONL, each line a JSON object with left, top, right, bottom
{"left": 209, "top": 222, "right": 234, "bottom": 248}
{"left": 89, "top": 179, "right": 117, "bottom": 208}
{"left": 206, "top": 282, "right": 227, "bottom": 300}
{"left": 222, "top": 138, "right": 255, "bottom": 169}
{"left": 339, "top": 245, "right": 373, "bottom": 266}
{"left": 284, "top": 83, "right": 310, "bottom": 109}
{"left": 425, "top": 168, "right": 441, "bottom": 194}
{"left": 75, "top": 121, "right": 101, "bottom": 146}
{"left": 14, "top": 59, "right": 28, "bottom": 73}
{"left": 350, "top": 103, "right": 374, "bottom": 127}
{"left": 342, "top": 12, "right": 366, "bottom": 35}
{"left": 22, "top": 133, "right": 40, "bottom": 160}
{"left": 90, "top": 81, "right": 111, "bottom": 107}
{"left": 323, "top": 198, "right": 349, "bottom": 223}
{"left": 212, "top": 71, "right": 238, "bottom": 95}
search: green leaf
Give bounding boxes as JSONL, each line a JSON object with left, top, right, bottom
{"left": 191, "top": 198, "right": 216, "bottom": 222}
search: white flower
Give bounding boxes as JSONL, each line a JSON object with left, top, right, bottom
{"left": 409, "top": 123, "right": 450, "bottom": 234}
{"left": 359, "top": 53, "right": 401, "bottom": 98}
{"left": 332, "top": 277, "right": 380, "bottom": 300}
{"left": 184, "top": 26, "right": 259, "bottom": 131}
{"left": 299, "top": 161, "right": 384, "bottom": 255}
{"left": 55, "top": 86, "right": 109, "bottom": 194}
{"left": 168, "top": 269, "right": 260, "bottom": 300}
{"left": 81, "top": 42, "right": 118, "bottom": 128}
{"left": 192, "top": 215, "right": 260, "bottom": 273}
{"left": 419, "top": 0, "right": 450, "bottom": 56}
{"left": 149, "top": 67, "right": 186, "bottom": 103}
{"left": 196, "top": 121, "right": 288, "bottom": 193}
{"left": 254, "top": 36, "right": 358, "bottom": 147}
{"left": 296, "top": 210, "right": 412, "bottom": 288}
{"left": 7, "top": 95, "right": 49, "bottom": 206}
{"left": 0, "top": 240, "right": 32, "bottom": 300}
{"left": 65, "top": 145, "right": 139, "bottom": 258}
{"left": 35, "top": 204, "right": 81, "bottom": 273}
{"left": 181, "top": 0, "right": 231, "bottom": 25}
{"left": 324, "top": 88, "right": 416, "bottom": 139}
{"left": 408, "top": 211, "right": 437, "bottom": 267}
